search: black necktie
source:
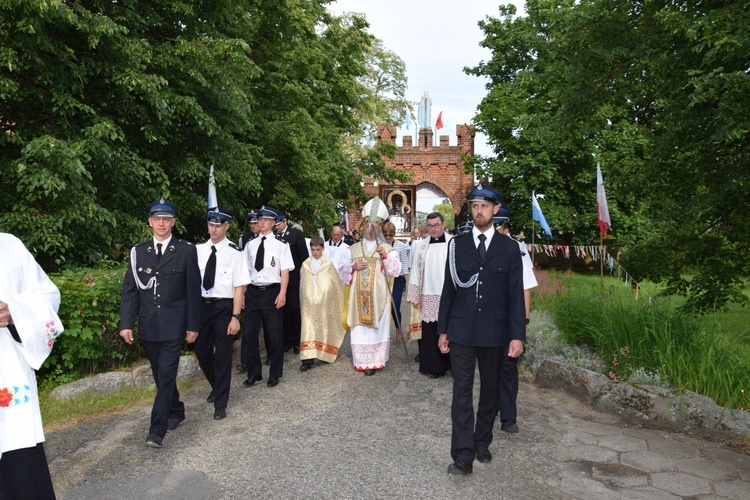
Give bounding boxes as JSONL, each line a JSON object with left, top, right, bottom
{"left": 255, "top": 237, "right": 266, "bottom": 271}
{"left": 156, "top": 243, "right": 163, "bottom": 263}
{"left": 478, "top": 234, "right": 487, "bottom": 260}
{"left": 203, "top": 245, "right": 217, "bottom": 291}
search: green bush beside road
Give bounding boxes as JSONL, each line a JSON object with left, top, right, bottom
{"left": 537, "top": 271, "right": 750, "bottom": 410}
{"left": 42, "top": 264, "right": 144, "bottom": 388}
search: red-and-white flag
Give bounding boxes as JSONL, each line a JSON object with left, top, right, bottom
{"left": 596, "top": 163, "right": 611, "bottom": 237}
{"left": 435, "top": 111, "right": 443, "bottom": 130}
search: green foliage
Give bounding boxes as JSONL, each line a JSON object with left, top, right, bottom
{"left": 0, "top": 1, "right": 409, "bottom": 268}
{"left": 467, "top": 0, "right": 750, "bottom": 312}
{"left": 431, "top": 202, "right": 455, "bottom": 229}
{"left": 549, "top": 275, "right": 750, "bottom": 410}
{"left": 42, "top": 264, "right": 143, "bottom": 385}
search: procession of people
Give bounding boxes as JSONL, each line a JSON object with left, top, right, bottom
{"left": 0, "top": 183, "right": 536, "bottom": 500}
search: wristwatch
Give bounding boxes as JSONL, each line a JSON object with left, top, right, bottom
{"left": 232, "top": 313, "right": 242, "bottom": 320}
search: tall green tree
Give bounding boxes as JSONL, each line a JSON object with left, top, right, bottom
{"left": 468, "top": 0, "right": 749, "bottom": 312}
{"left": 0, "top": 0, "right": 408, "bottom": 268}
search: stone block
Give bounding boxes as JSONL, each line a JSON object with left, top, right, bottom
{"left": 534, "top": 359, "right": 609, "bottom": 405}
{"left": 49, "top": 372, "right": 132, "bottom": 400}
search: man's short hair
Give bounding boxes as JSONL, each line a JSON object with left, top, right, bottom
{"left": 426, "top": 212, "right": 444, "bottom": 223}
{"left": 310, "top": 236, "right": 324, "bottom": 247}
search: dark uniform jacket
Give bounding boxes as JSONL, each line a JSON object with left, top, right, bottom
{"left": 437, "top": 232, "right": 525, "bottom": 347}
{"left": 238, "top": 231, "right": 258, "bottom": 251}
{"left": 275, "top": 226, "right": 309, "bottom": 286}
{"left": 119, "top": 238, "right": 202, "bottom": 342}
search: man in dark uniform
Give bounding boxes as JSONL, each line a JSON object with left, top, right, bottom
{"left": 274, "top": 212, "right": 308, "bottom": 353}
{"left": 119, "top": 198, "right": 201, "bottom": 448}
{"left": 238, "top": 208, "right": 260, "bottom": 251}
{"left": 236, "top": 208, "right": 262, "bottom": 373}
{"left": 493, "top": 208, "right": 537, "bottom": 434}
{"left": 437, "top": 185, "right": 525, "bottom": 474}
{"left": 195, "top": 207, "right": 250, "bottom": 420}
{"left": 242, "top": 205, "right": 294, "bottom": 387}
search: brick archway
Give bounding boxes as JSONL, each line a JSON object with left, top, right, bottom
{"left": 349, "top": 125, "right": 476, "bottom": 232}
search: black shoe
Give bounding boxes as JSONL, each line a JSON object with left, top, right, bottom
{"left": 501, "top": 421, "right": 519, "bottom": 433}
{"left": 293, "top": 345, "right": 300, "bottom": 354}
{"left": 167, "top": 416, "right": 185, "bottom": 431}
{"left": 476, "top": 447, "right": 492, "bottom": 463}
{"left": 206, "top": 391, "right": 215, "bottom": 403}
{"left": 447, "top": 460, "right": 473, "bottom": 475}
{"left": 145, "top": 434, "right": 163, "bottom": 448}
{"left": 235, "top": 363, "right": 248, "bottom": 373}
{"left": 429, "top": 372, "right": 445, "bottom": 379}
{"left": 213, "top": 408, "right": 227, "bottom": 420}
{"left": 300, "top": 362, "right": 311, "bottom": 372}
{"left": 267, "top": 377, "right": 279, "bottom": 387}
{"left": 243, "top": 374, "right": 262, "bottom": 386}
{"left": 265, "top": 358, "right": 271, "bottom": 366}
{"left": 414, "top": 354, "right": 420, "bottom": 363}
{"left": 363, "top": 370, "right": 376, "bottom": 376}
{"left": 283, "top": 345, "right": 292, "bottom": 353}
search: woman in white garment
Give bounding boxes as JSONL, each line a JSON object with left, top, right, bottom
{"left": 0, "top": 233, "right": 64, "bottom": 499}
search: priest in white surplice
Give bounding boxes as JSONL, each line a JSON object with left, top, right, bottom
{"left": 407, "top": 212, "right": 452, "bottom": 378}
{"left": 323, "top": 222, "right": 350, "bottom": 271}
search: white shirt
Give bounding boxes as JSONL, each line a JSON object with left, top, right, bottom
{"left": 323, "top": 239, "right": 350, "bottom": 271}
{"left": 197, "top": 237, "right": 251, "bottom": 298}
{"left": 152, "top": 235, "right": 172, "bottom": 254}
{"left": 244, "top": 233, "right": 295, "bottom": 285}
{"left": 517, "top": 239, "right": 538, "bottom": 290}
{"left": 472, "top": 226, "right": 495, "bottom": 249}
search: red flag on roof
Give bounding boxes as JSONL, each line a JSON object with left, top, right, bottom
{"left": 435, "top": 111, "right": 443, "bottom": 130}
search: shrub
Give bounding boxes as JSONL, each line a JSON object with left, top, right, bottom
{"left": 42, "top": 263, "right": 145, "bottom": 387}
{"left": 549, "top": 278, "right": 750, "bottom": 410}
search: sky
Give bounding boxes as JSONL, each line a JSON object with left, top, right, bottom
{"left": 328, "top": 0, "right": 526, "bottom": 158}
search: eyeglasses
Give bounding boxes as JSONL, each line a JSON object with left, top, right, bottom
{"left": 383, "top": 233, "right": 395, "bottom": 237}
{"left": 426, "top": 223, "right": 443, "bottom": 229}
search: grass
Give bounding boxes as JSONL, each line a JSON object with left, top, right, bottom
{"left": 39, "top": 380, "right": 194, "bottom": 431}
{"left": 534, "top": 270, "right": 750, "bottom": 410}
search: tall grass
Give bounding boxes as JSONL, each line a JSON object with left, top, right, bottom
{"left": 548, "top": 275, "right": 750, "bottom": 410}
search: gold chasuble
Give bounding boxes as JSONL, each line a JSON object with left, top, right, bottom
{"left": 299, "top": 256, "right": 346, "bottom": 363}
{"left": 347, "top": 241, "right": 393, "bottom": 329}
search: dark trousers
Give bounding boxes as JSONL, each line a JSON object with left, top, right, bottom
{"left": 245, "top": 285, "right": 284, "bottom": 379}
{"left": 0, "top": 443, "right": 56, "bottom": 500}
{"left": 195, "top": 299, "right": 234, "bottom": 409}
{"left": 240, "top": 289, "right": 270, "bottom": 365}
{"left": 143, "top": 338, "right": 185, "bottom": 438}
{"left": 283, "top": 283, "right": 301, "bottom": 349}
{"left": 498, "top": 343, "right": 519, "bottom": 423}
{"left": 449, "top": 342, "right": 503, "bottom": 463}
{"left": 390, "top": 275, "right": 405, "bottom": 326}
{"left": 419, "top": 321, "right": 451, "bottom": 375}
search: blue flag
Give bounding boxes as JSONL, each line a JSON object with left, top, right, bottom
{"left": 532, "top": 192, "right": 552, "bottom": 237}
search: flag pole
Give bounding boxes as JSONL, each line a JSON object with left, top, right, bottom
{"left": 599, "top": 233, "right": 604, "bottom": 292}
{"left": 531, "top": 220, "right": 536, "bottom": 266}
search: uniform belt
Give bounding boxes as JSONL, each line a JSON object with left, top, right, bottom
{"left": 202, "top": 297, "right": 232, "bottom": 303}
{"left": 250, "top": 283, "right": 280, "bottom": 291}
